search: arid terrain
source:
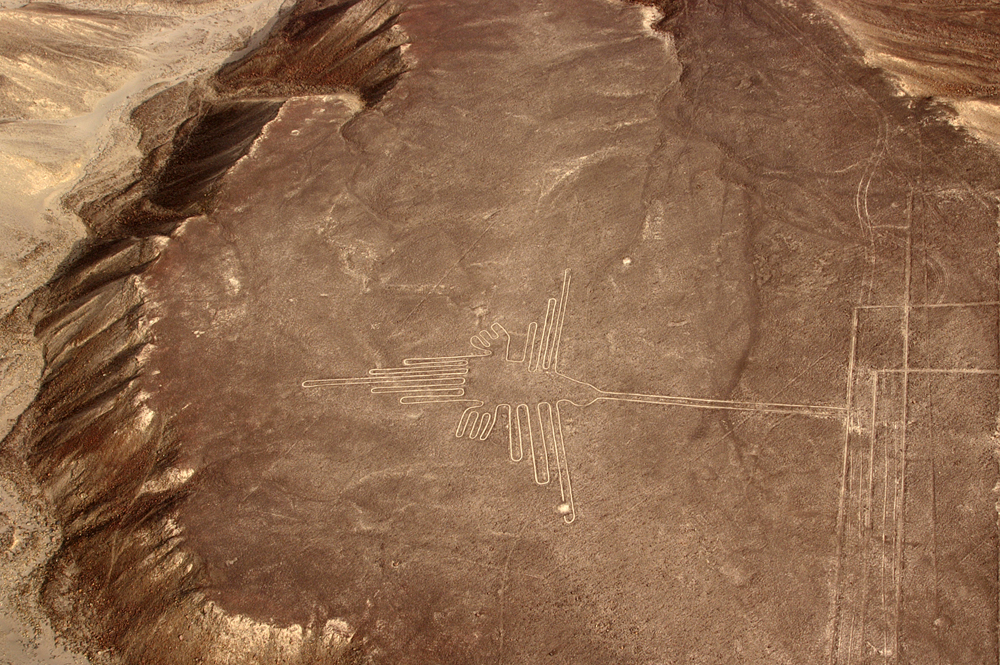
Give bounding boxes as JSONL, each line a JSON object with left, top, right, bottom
{"left": 1, "top": 1, "right": 999, "bottom": 664}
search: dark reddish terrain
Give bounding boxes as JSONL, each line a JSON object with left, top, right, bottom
{"left": 3, "top": 0, "right": 999, "bottom": 663}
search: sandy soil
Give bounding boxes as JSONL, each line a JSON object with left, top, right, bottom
{"left": 0, "top": 1, "right": 288, "bottom": 662}
{"left": 137, "top": 0, "right": 998, "bottom": 662}
{"left": 1, "top": 0, "right": 999, "bottom": 663}
{"left": 815, "top": 0, "right": 1000, "bottom": 150}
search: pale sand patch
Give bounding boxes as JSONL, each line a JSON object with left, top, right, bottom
{"left": 0, "top": 2, "right": 290, "bottom": 663}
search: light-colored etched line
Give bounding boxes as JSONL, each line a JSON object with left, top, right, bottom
{"left": 401, "top": 359, "right": 478, "bottom": 367}
{"left": 853, "top": 372, "right": 880, "bottom": 665}
{"left": 369, "top": 378, "right": 466, "bottom": 388}
{"left": 867, "top": 372, "right": 878, "bottom": 533}
{"left": 595, "top": 391, "right": 846, "bottom": 418}
{"left": 402, "top": 352, "right": 488, "bottom": 366}
{"left": 529, "top": 317, "right": 542, "bottom": 371}
{"left": 920, "top": 295, "right": 942, "bottom": 665}
{"left": 542, "top": 400, "right": 576, "bottom": 522}
{"left": 888, "top": 417, "right": 900, "bottom": 663}
{"left": 477, "top": 412, "right": 493, "bottom": 440}
{"left": 471, "top": 335, "right": 492, "bottom": 353}
{"left": 829, "top": 306, "right": 859, "bottom": 665}
{"left": 369, "top": 380, "right": 467, "bottom": 390}
{"left": 369, "top": 375, "right": 470, "bottom": 385}
{"left": 372, "top": 384, "right": 468, "bottom": 393}
{"left": 302, "top": 376, "right": 417, "bottom": 387}
{"left": 400, "top": 356, "right": 470, "bottom": 364}
{"left": 495, "top": 404, "right": 518, "bottom": 461}
{"left": 994, "top": 196, "right": 1000, "bottom": 665}
{"left": 305, "top": 267, "right": 869, "bottom": 532}
{"left": 302, "top": 373, "right": 465, "bottom": 388}
{"left": 541, "top": 402, "right": 560, "bottom": 494}
{"left": 470, "top": 412, "right": 487, "bottom": 439}
{"left": 856, "top": 439, "right": 866, "bottom": 534}
{"left": 456, "top": 407, "right": 477, "bottom": 438}
{"left": 491, "top": 323, "right": 515, "bottom": 362}
{"left": 514, "top": 403, "right": 529, "bottom": 464}
{"left": 855, "top": 301, "right": 1000, "bottom": 310}
{"left": 304, "top": 357, "right": 476, "bottom": 388}
{"left": 878, "top": 368, "right": 1000, "bottom": 375}
{"left": 393, "top": 364, "right": 469, "bottom": 373}
{"left": 544, "top": 272, "right": 570, "bottom": 370}
{"left": 845, "top": 447, "right": 857, "bottom": 663}
{"left": 848, "top": 416, "right": 870, "bottom": 665}
{"left": 931, "top": 435, "right": 941, "bottom": 665}
{"left": 399, "top": 395, "right": 480, "bottom": 405}
{"left": 369, "top": 377, "right": 466, "bottom": 387}
{"left": 371, "top": 363, "right": 468, "bottom": 374}
{"left": 853, "top": 117, "right": 885, "bottom": 306}
{"left": 303, "top": 377, "right": 380, "bottom": 387}
{"left": 371, "top": 387, "right": 465, "bottom": 397}
{"left": 516, "top": 404, "right": 547, "bottom": 485}
{"left": 477, "top": 326, "right": 501, "bottom": 349}
{"left": 511, "top": 321, "right": 534, "bottom": 363}
{"left": 478, "top": 408, "right": 498, "bottom": 441}
{"left": 542, "top": 297, "right": 559, "bottom": 370}
{"left": 552, "top": 269, "right": 571, "bottom": 373}
{"left": 547, "top": 370, "right": 845, "bottom": 418}
{"left": 554, "top": 401, "right": 576, "bottom": 524}
{"left": 367, "top": 371, "right": 468, "bottom": 380}
{"left": 535, "top": 298, "right": 557, "bottom": 371}
{"left": 373, "top": 362, "right": 469, "bottom": 370}
{"left": 475, "top": 413, "right": 490, "bottom": 439}
{"left": 373, "top": 384, "right": 468, "bottom": 394}
{"left": 893, "top": 195, "right": 913, "bottom": 664}
{"left": 399, "top": 357, "right": 470, "bottom": 365}
{"left": 533, "top": 403, "right": 553, "bottom": 485}
{"left": 526, "top": 321, "right": 540, "bottom": 369}
{"left": 880, "top": 377, "right": 890, "bottom": 663}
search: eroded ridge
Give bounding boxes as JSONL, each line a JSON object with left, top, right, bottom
{"left": 304, "top": 269, "right": 847, "bottom": 524}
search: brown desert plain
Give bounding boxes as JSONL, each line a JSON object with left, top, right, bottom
{"left": 1, "top": 0, "right": 1000, "bottom": 664}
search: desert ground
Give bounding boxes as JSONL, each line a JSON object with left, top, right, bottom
{"left": 1, "top": 1, "right": 999, "bottom": 663}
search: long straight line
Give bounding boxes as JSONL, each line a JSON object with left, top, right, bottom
{"left": 877, "top": 368, "right": 1000, "bottom": 375}
{"left": 893, "top": 190, "right": 914, "bottom": 664}
{"left": 931, "top": 439, "right": 941, "bottom": 665}
{"left": 994, "top": 197, "right": 1000, "bottom": 665}
{"left": 856, "top": 372, "right": 878, "bottom": 662}
{"left": 595, "top": 392, "right": 846, "bottom": 417}
{"left": 846, "top": 445, "right": 858, "bottom": 665}
{"left": 553, "top": 401, "right": 576, "bottom": 524}
{"left": 370, "top": 365, "right": 469, "bottom": 375}
{"left": 370, "top": 385, "right": 465, "bottom": 394}
{"left": 829, "top": 305, "right": 859, "bottom": 665}
{"left": 867, "top": 372, "right": 878, "bottom": 533}
{"left": 536, "top": 298, "right": 556, "bottom": 371}
{"left": 302, "top": 374, "right": 466, "bottom": 387}
{"left": 852, "top": 372, "right": 879, "bottom": 665}
{"left": 551, "top": 269, "right": 571, "bottom": 372}
{"left": 881, "top": 372, "right": 890, "bottom": 661}
{"left": 855, "top": 301, "right": 1000, "bottom": 310}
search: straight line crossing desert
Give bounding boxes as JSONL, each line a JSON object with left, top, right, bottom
{"left": 304, "top": 269, "right": 848, "bottom": 526}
